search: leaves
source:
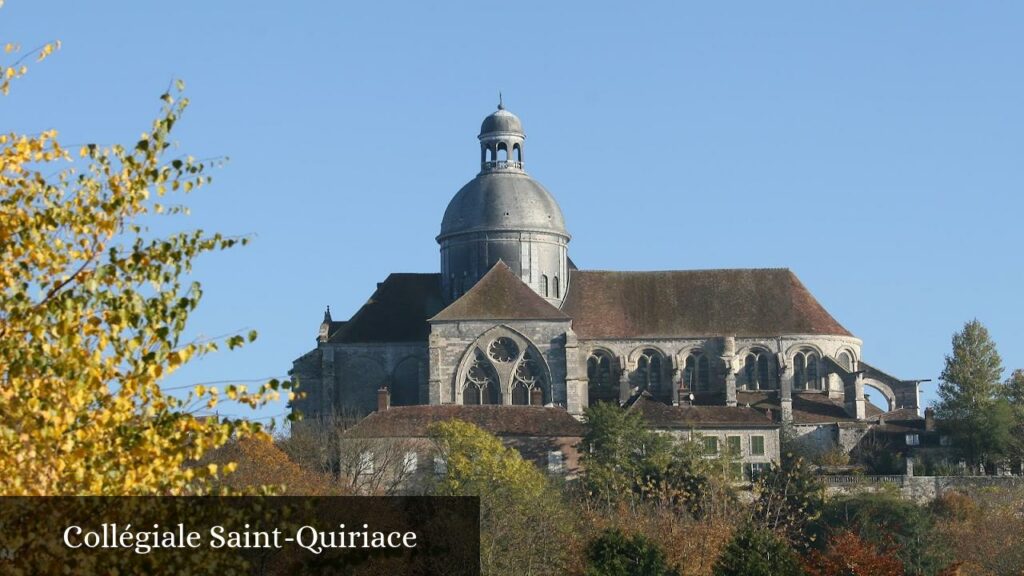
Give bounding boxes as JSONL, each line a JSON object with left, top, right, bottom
{"left": 0, "top": 42, "right": 291, "bottom": 495}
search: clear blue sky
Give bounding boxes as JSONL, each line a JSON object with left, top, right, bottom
{"left": 4, "top": 2, "right": 1022, "bottom": 422}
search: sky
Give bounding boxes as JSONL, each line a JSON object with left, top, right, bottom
{"left": 3, "top": 2, "right": 1022, "bottom": 423}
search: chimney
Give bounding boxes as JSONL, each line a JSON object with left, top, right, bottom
{"left": 924, "top": 407, "right": 935, "bottom": 431}
{"left": 377, "top": 387, "right": 390, "bottom": 412}
{"left": 530, "top": 387, "right": 543, "bottom": 406}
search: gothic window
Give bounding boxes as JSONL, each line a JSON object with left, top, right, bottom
{"left": 553, "top": 276, "right": 560, "bottom": 298}
{"left": 683, "top": 351, "right": 711, "bottom": 391}
{"left": 487, "top": 337, "right": 519, "bottom": 363}
{"left": 744, "top": 350, "right": 774, "bottom": 390}
{"left": 463, "top": 350, "right": 501, "bottom": 405}
{"left": 540, "top": 275, "right": 549, "bottom": 297}
{"left": 587, "top": 350, "right": 616, "bottom": 405}
{"left": 512, "top": 351, "right": 546, "bottom": 405}
{"left": 793, "top": 350, "right": 820, "bottom": 390}
{"left": 837, "top": 350, "right": 853, "bottom": 372}
{"left": 636, "top": 349, "right": 664, "bottom": 393}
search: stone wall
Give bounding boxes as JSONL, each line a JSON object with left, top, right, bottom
{"left": 824, "top": 475, "right": 1024, "bottom": 503}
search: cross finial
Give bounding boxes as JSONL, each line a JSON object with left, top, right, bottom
{"left": 497, "top": 91, "right": 505, "bottom": 110}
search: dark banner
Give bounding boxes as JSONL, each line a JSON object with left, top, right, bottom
{"left": 0, "top": 496, "right": 479, "bottom": 575}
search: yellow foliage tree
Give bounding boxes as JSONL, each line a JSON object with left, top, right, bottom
{"left": 0, "top": 34, "right": 290, "bottom": 495}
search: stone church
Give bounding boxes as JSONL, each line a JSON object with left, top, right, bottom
{"left": 290, "top": 103, "right": 925, "bottom": 456}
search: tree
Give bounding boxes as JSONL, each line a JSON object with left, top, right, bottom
{"left": 934, "top": 320, "right": 1011, "bottom": 469}
{"left": 1002, "top": 369, "right": 1024, "bottom": 470}
{"left": 818, "top": 493, "right": 952, "bottom": 576}
{"left": 712, "top": 523, "right": 804, "bottom": 576}
{"left": 585, "top": 528, "right": 680, "bottom": 576}
{"left": 752, "top": 456, "right": 825, "bottom": 549}
{"left": 802, "top": 531, "right": 904, "bottom": 576}
{"left": 203, "top": 436, "right": 342, "bottom": 496}
{"left": 429, "top": 419, "right": 572, "bottom": 576}
{"left": 0, "top": 34, "right": 287, "bottom": 495}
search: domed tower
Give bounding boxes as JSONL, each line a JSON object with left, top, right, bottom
{"left": 439, "top": 101, "right": 570, "bottom": 306}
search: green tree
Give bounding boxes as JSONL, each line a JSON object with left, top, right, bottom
{"left": 0, "top": 34, "right": 286, "bottom": 495}
{"left": 752, "top": 456, "right": 825, "bottom": 549}
{"left": 712, "top": 523, "right": 804, "bottom": 576}
{"left": 1002, "top": 369, "right": 1024, "bottom": 469}
{"left": 934, "top": 320, "right": 1011, "bottom": 469}
{"left": 429, "top": 419, "right": 572, "bottom": 576}
{"left": 585, "top": 528, "right": 680, "bottom": 576}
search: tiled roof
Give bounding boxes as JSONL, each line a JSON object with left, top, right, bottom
{"left": 733, "top": 390, "right": 885, "bottom": 424}
{"left": 343, "top": 405, "right": 586, "bottom": 439}
{"left": 562, "top": 269, "right": 852, "bottom": 338}
{"left": 431, "top": 261, "right": 570, "bottom": 322}
{"left": 328, "top": 273, "right": 444, "bottom": 343}
{"left": 628, "top": 393, "right": 777, "bottom": 428}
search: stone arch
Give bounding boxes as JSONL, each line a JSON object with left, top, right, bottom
{"left": 862, "top": 378, "right": 897, "bottom": 411}
{"left": 391, "top": 356, "right": 421, "bottom": 406}
{"left": 585, "top": 347, "right": 618, "bottom": 406}
{"left": 834, "top": 348, "right": 858, "bottom": 372}
{"left": 784, "top": 342, "right": 825, "bottom": 358}
{"left": 452, "top": 325, "right": 550, "bottom": 405}
{"left": 627, "top": 344, "right": 670, "bottom": 367}
{"left": 737, "top": 346, "right": 776, "bottom": 390}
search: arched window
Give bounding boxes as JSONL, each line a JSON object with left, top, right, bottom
{"left": 684, "top": 351, "right": 711, "bottom": 391}
{"left": 587, "top": 350, "right": 616, "bottom": 405}
{"left": 513, "top": 143, "right": 522, "bottom": 162}
{"left": 511, "top": 351, "right": 546, "bottom": 405}
{"left": 744, "top": 350, "right": 774, "bottom": 390}
{"left": 497, "top": 142, "right": 508, "bottom": 161}
{"left": 793, "top": 350, "right": 820, "bottom": 390}
{"left": 553, "top": 276, "right": 560, "bottom": 298}
{"left": 463, "top": 350, "right": 501, "bottom": 405}
{"left": 540, "top": 275, "right": 549, "bottom": 297}
{"left": 636, "top": 349, "right": 664, "bottom": 394}
{"left": 793, "top": 353, "right": 806, "bottom": 390}
{"left": 485, "top": 147, "right": 493, "bottom": 162}
{"left": 837, "top": 351, "right": 853, "bottom": 372}
{"left": 391, "top": 357, "right": 419, "bottom": 406}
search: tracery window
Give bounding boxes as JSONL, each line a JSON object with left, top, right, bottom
{"left": 636, "top": 349, "right": 664, "bottom": 393}
{"left": 462, "top": 349, "right": 501, "bottom": 405}
{"left": 487, "top": 337, "right": 519, "bottom": 363}
{"left": 683, "top": 351, "right": 711, "bottom": 391}
{"left": 587, "top": 350, "right": 617, "bottom": 405}
{"left": 511, "top": 351, "right": 546, "bottom": 405}
{"left": 743, "top": 350, "right": 775, "bottom": 390}
{"left": 793, "top": 350, "right": 821, "bottom": 390}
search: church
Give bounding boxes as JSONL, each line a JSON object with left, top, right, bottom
{"left": 290, "top": 102, "right": 926, "bottom": 462}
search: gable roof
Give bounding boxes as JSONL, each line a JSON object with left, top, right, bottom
{"left": 328, "top": 273, "right": 444, "bottom": 343}
{"left": 343, "top": 405, "right": 586, "bottom": 438}
{"left": 561, "top": 269, "right": 852, "bottom": 339}
{"left": 430, "top": 261, "right": 570, "bottom": 322}
{"left": 733, "top": 390, "right": 884, "bottom": 424}
{"left": 627, "top": 392, "right": 777, "bottom": 428}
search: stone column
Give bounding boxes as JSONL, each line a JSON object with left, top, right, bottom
{"left": 428, "top": 332, "right": 444, "bottom": 404}
{"left": 722, "top": 336, "right": 737, "bottom": 407}
{"left": 780, "top": 361, "right": 794, "bottom": 423}
{"left": 618, "top": 356, "right": 631, "bottom": 404}
{"left": 321, "top": 347, "right": 336, "bottom": 415}
{"left": 672, "top": 366, "right": 682, "bottom": 406}
{"left": 563, "top": 329, "right": 587, "bottom": 415}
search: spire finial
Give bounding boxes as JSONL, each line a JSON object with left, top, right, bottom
{"left": 497, "top": 91, "right": 504, "bottom": 110}
{"left": 323, "top": 305, "right": 332, "bottom": 323}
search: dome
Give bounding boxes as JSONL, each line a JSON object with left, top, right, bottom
{"left": 439, "top": 171, "right": 568, "bottom": 239}
{"left": 479, "top": 107, "right": 523, "bottom": 137}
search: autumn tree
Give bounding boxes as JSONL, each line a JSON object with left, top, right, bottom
{"left": 802, "top": 531, "right": 904, "bottom": 576}
{"left": 751, "top": 456, "right": 825, "bottom": 549}
{"left": 933, "top": 320, "right": 1012, "bottom": 470}
{"left": 429, "top": 419, "right": 573, "bottom": 576}
{"left": 0, "top": 33, "right": 288, "bottom": 495}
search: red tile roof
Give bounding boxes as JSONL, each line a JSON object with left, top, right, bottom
{"left": 343, "top": 405, "right": 586, "bottom": 438}
{"left": 431, "top": 261, "right": 569, "bottom": 322}
{"left": 562, "top": 269, "right": 852, "bottom": 338}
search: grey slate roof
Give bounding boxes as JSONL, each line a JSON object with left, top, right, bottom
{"left": 327, "top": 273, "right": 443, "bottom": 343}
{"left": 628, "top": 392, "right": 778, "bottom": 428}
{"left": 438, "top": 171, "right": 568, "bottom": 239}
